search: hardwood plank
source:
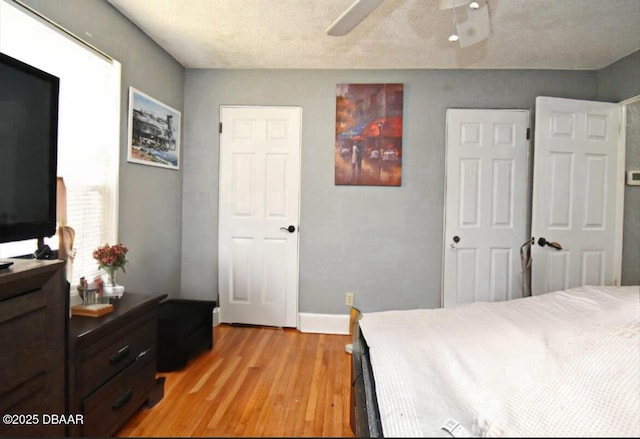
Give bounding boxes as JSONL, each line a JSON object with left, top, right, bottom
{"left": 116, "top": 324, "right": 354, "bottom": 437}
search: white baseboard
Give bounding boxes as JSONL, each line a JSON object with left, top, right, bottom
{"left": 298, "top": 312, "right": 350, "bottom": 335}
{"left": 211, "top": 308, "right": 350, "bottom": 334}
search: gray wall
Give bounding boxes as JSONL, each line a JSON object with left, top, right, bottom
{"left": 599, "top": 50, "right": 640, "bottom": 285}
{"left": 598, "top": 50, "right": 640, "bottom": 103}
{"left": 21, "top": 0, "right": 186, "bottom": 297}
{"left": 620, "top": 99, "right": 640, "bottom": 285}
{"left": 181, "top": 69, "right": 603, "bottom": 313}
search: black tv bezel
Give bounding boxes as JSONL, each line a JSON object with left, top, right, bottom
{"left": 0, "top": 51, "right": 59, "bottom": 245}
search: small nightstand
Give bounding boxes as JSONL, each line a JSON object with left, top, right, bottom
{"left": 67, "top": 292, "right": 167, "bottom": 437}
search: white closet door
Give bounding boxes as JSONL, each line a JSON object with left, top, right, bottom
{"left": 218, "top": 106, "right": 301, "bottom": 327}
{"left": 443, "top": 109, "right": 530, "bottom": 307}
{"left": 531, "top": 97, "right": 624, "bottom": 295}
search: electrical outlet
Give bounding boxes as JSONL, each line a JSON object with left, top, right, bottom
{"left": 345, "top": 292, "right": 354, "bottom": 306}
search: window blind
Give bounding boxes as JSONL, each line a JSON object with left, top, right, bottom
{"left": 0, "top": 0, "right": 121, "bottom": 285}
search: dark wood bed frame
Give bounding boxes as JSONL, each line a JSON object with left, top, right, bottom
{"left": 350, "top": 312, "right": 384, "bottom": 437}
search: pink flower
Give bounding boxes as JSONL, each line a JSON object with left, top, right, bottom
{"left": 93, "top": 243, "right": 129, "bottom": 272}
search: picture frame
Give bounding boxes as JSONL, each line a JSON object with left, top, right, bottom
{"left": 334, "top": 83, "right": 404, "bottom": 186}
{"left": 127, "top": 87, "right": 181, "bottom": 170}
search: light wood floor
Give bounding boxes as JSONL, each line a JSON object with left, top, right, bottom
{"left": 117, "top": 324, "right": 354, "bottom": 437}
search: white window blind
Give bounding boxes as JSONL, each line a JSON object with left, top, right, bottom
{"left": 0, "top": 0, "right": 121, "bottom": 285}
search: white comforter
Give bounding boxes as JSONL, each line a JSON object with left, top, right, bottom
{"left": 359, "top": 285, "right": 640, "bottom": 437}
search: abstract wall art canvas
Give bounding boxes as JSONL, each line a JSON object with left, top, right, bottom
{"left": 335, "top": 83, "right": 403, "bottom": 186}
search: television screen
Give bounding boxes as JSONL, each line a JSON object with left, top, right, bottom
{"left": 0, "top": 52, "right": 59, "bottom": 244}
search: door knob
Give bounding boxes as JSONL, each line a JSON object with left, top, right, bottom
{"left": 280, "top": 225, "right": 296, "bottom": 233}
{"left": 537, "top": 237, "right": 562, "bottom": 250}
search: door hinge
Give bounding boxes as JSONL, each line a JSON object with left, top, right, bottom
{"left": 526, "top": 127, "right": 531, "bottom": 140}
{"left": 219, "top": 122, "right": 222, "bottom": 134}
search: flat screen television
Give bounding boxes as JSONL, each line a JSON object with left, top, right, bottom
{"left": 0, "top": 51, "right": 59, "bottom": 248}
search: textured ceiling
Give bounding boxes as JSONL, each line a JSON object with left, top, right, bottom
{"left": 106, "top": 0, "right": 640, "bottom": 70}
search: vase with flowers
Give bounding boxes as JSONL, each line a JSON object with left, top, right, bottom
{"left": 93, "top": 243, "right": 128, "bottom": 297}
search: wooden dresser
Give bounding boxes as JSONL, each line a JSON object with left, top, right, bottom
{"left": 0, "top": 259, "right": 67, "bottom": 437}
{"left": 67, "top": 292, "right": 167, "bottom": 437}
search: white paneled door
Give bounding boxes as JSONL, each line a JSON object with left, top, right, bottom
{"left": 443, "top": 109, "right": 530, "bottom": 307}
{"left": 218, "top": 106, "right": 301, "bottom": 327}
{"left": 531, "top": 97, "right": 624, "bottom": 295}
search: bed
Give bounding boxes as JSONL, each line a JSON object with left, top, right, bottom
{"left": 350, "top": 285, "right": 640, "bottom": 437}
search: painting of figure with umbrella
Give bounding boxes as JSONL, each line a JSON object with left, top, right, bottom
{"left": 335, "top": 83, "right": 403, "bottom": 186}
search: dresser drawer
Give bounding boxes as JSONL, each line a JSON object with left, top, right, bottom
{"left": 76, "top": 316, "right": 156, "bottom": 397}
{"left": 81, "top": 356, "right": 156, "bottom": 437}
{"left": 0, "top": 290, "right": 47, "bottom": 400}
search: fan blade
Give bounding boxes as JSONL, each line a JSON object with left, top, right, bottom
{"left": 456, "top": 3, "right": 491, "bottom": 47}
{"left": 325, "top": 0, "right": 386, "bottom": 36}
{"left": 439, "top": 0, "right": 472, "bottom": 9}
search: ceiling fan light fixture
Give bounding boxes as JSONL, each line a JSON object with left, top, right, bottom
{"left": 469, "top": 1, "right": 480, "bottom": 9}
{"left": 457, "top": 2, "right": 491, "bottom": 48}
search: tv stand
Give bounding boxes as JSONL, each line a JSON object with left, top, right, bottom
{"left": 33, "top": 237, "right": 55, "bottom": 259}
{"left": 11, "top": 248, "right": 59, "bottom": 261}
{"left": 34, "top": 244, "right": 53, "bottom": 259}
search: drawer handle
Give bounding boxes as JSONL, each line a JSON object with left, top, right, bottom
{"left": 109, "top": 345, "right": 130, "bottom": 365}
{"left": 137, "top": 348, "right": 152, "bottom": 360}
{"left": 112, "top": 388, "right": 132, "bottom": 411}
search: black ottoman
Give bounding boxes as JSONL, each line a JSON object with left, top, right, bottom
{"left": 157, "top": 299, "right": 216, "bottom": 372}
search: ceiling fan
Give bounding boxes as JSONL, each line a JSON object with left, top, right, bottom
{"left": 325, "top": 0, "right": 491, "bottom": 48}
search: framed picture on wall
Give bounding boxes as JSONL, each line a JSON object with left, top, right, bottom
{"left": 127, "top": 87, "right": 181, "bottom": 170}
{"left": 335, "top": 83, "right": 404, "bottom": 186}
